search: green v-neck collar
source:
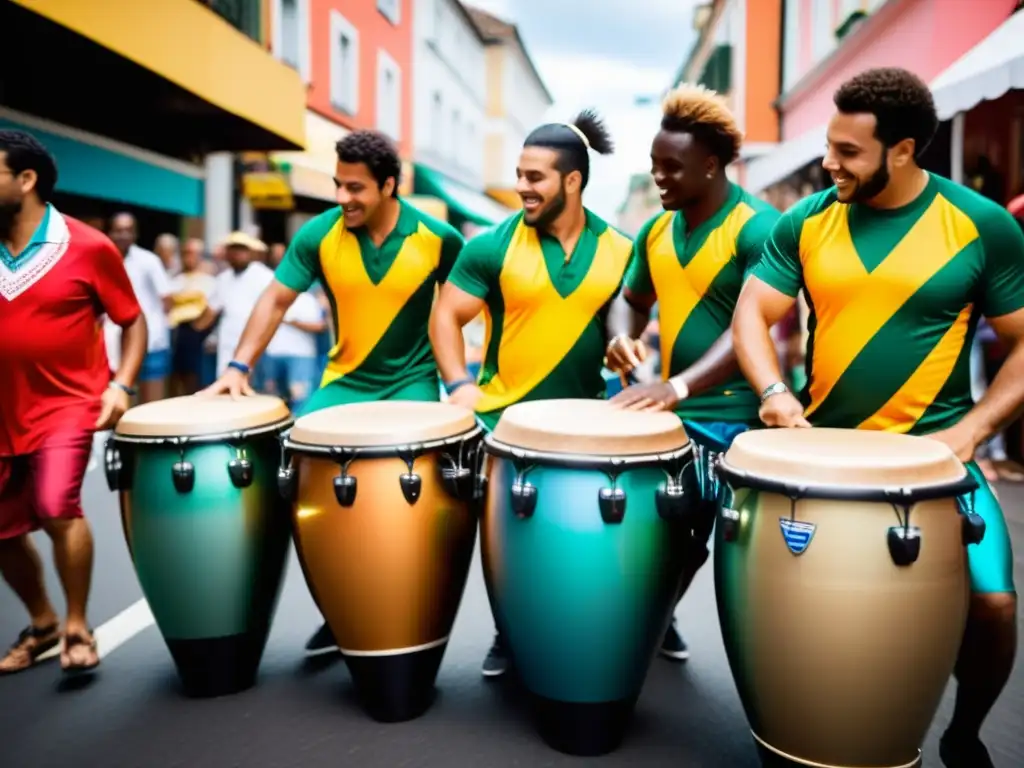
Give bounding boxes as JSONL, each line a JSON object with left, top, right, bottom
{"left": 671, "top": 182, "right": 742, "bottom": 267}
{"left": 535, "top": 210, "right": 604, "bottom": 299}
{"left": 350, "top": 201, "right": 420, "bottom": 285}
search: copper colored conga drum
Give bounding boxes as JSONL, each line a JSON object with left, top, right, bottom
{"left": 714, "top": 428, "right": 984, "bottom": 768}
{"left": 278, "top": 401, "right": 483, "bottom": 722}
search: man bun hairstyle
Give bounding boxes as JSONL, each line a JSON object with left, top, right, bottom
{"left": 335, "top": 130, "right": 402, "bottom": 197}
{"left": 523, "top": 108, "right": 614, "bottom": 190}
{"left": 660, "top": 84, "right": 743, "bottom": 167}
{"left": 833, "top": 67, "right": 939, "bottom": 158}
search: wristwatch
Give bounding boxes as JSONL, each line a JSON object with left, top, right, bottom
{"left": 760, "top": 381, "right": 790, "bottom": 403}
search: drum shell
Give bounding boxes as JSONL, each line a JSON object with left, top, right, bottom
{"left": 482, "top": 455, "right": 689, "bottom": 704}
{"left": 715, "top": 487, "right": 969, "bottom": 768}
{"left": 116, "top": 435, "right": 291, "bottom": 645}
{"left": 289, "top": 450, "right": 477, "bottom": 655}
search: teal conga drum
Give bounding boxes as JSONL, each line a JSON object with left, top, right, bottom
{"left": 480, "top": 399, "right": 696, "bottom": 756}
{"left": 105, "top": 395, "right": 294, "bottom": 698}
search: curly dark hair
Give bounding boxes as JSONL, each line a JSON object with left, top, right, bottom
{"left": 833, "top": 68, "right": 938, "bottom": 159}
{"left": 335, "top": 131, "right": 402, "bottom": 197}
{"left": 0, "top": 129, "right": 58, "bottom": 202}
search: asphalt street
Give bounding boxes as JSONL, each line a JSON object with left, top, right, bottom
{"left": 1, "top": 435, "right": 1022, "bottom": 768}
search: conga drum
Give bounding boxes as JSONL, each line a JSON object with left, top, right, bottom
{"left": 713, "top": 428, "right": 985, "bottom": 768}
{"left": 278, "top": 401, "right": 482, "bottom": 722}
{"left": 481, "top": 399, "right": 697, "bottom": 756}
{"left": 105, "top": 395, "right": 294, "bottom": 698}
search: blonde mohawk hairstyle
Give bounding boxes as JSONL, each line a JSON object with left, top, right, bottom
{"left": 661, "top": 83, "right": 744, "bottom": 166}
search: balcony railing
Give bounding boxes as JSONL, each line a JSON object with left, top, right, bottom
{"left": 195, "top": 0, "right": 261, "bottom": 43}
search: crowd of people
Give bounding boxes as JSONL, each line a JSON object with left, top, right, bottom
{"left": 2, "top": 64, "right": 1023, "bottom": 768}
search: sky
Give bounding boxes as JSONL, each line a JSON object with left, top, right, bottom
{"left": 467, "top": 0, "right": 701, "bottom": 220}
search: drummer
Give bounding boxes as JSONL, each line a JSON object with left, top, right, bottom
{"left": 604, "top": 84, "right": 780, "bottom": 663}
{"left": 428, "top": 109, "right": 633, "bottom": 677}
{"left": 732, "top": 67, "right": 1022, "bottom": 768}
{"left": 201, "top": 130, "right": 465, "bottom": 658}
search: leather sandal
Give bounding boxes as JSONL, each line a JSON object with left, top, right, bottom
{"left": 60, "top": 630, "right": 99, "bottom": 676}
{"left": 0, "top": 624, "right": 61, "bottom": 675}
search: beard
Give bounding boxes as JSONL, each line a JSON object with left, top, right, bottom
{"left": 849, "top": 157, "right": 891, "bottom": 204}
{"left": 525, "top": 182, "right": 568, "bottom": 231}
{"left": 0, "top": 199, "right": 23, "bottom": 241}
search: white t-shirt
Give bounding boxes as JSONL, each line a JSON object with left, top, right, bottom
{"left": 123, "top": 245, "right": 173, "bottom": 352}
{"left": 266, "top": 292, "right": 323, "bottom": 359}
{"left": 208, "top": 261, "right": 275, "bottom": 373}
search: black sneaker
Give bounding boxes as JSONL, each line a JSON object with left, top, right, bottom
{"left": 481, "top": 634, "right": 508, "bottom": 678}
{"left": 939, "top": 730, "right": 995, "bottom": 768}
{"left": 659, "top": 621, "right": 689, "bottom": 661}
{"left": 304, "top": 623, "right": 339, "bottom": 657}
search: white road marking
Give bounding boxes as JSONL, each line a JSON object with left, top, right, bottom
{"left": 35, "top": 598, "right": 154, "bottom": 662}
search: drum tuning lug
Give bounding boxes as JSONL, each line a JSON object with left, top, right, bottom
{"left": 887, "top": 525, "right": 922, "bottom": 566}
{"left": 510, "top": 481, "right": 537, "bottom": 518}
{"left": 172, "top": 460, "right": 195, "bottom": 494}
{"left": 104, "top": 443, "right": 122, "bottom": 492}
{"left": 228, "top": 458, "right": 254, "bottom": 489}
{"left": 400, "top": 473, "right": 422, "bottom": 505}
{"left": 333, "top": 475, "right": 357, "bottom": 507}
{"left": 277, "top": 467, "right": 297, "bottom": 502}
{"left": 655, "top": 485, "right": 687, "bottom": 522}
{"left": 441, "top": 466, "right": 473, "bottom": 500}
{"left": 720, "top": 508, "right": 741, "bottom": 542}
{"left": 961, "top": 512, "right": 986, "bottom": 546}
{"left": 599, "top": 487, "right": 627, "bottom": 524}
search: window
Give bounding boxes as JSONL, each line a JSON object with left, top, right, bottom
{"left": 782, "top": 0, "right": 802, "bottom": 91}
{"left": 273, "top": 0, "right": 310, "bottom": 81}
{"left": 377, "top": 50, "right": 401, "bottom": 140}
{"left": 431, "top": 92, "right": 443, "bottom": 148}
{"left": 330, "top": 11, "right": 359, "bottom": 115}
{"left": 811, "top": 2, "right": 834, "bottom": 61}
{"left": 378, "top": 0, "right": 401, "bottom": 25}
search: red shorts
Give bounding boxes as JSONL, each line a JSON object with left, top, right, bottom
{"left": 0, "top": 431, "right": 94, "bottom": 540}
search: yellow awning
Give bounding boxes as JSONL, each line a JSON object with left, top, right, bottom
{"left": 12, "top": 0, "right": 306, "bottom": 149}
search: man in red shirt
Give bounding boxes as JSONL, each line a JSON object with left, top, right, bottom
{"left": 0, "top": 130, "right": 146, "bottom": 676}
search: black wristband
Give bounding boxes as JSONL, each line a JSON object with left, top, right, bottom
{"left": 228, "top": 360, "right": 251, "bottom": 376}
{"left": 110, "top": 381, "right": 137, "bottom": 397}
{"left": 444, "top": 376, "right": 476, "bottom": 396}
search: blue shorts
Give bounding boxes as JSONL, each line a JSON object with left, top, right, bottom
{"left": 259, "top": 355, "right": 322, "bottom": 412}
{"left": 959, "top": 461, "right": 1015, "bottom": 595}
{"left": 138, "top": 348, "right": 171, "bottom": 382}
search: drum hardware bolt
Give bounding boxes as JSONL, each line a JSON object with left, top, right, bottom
{"left": 330, "top": 448, "right": 358, "bottom": 507}
{"left": 277, "top": 446, "right": 297, "bottom": 501}
{"left": 959, "top": 492, "right": 987, "bottom": 546}
{"left": 720, "top": 507, "right": 741, "bottom": 542}
{"left": 171, "top": 445, "right": 195, "bottom": 494}
{"left": 887, "top": 503, "right": 921, "bottom": 566}
{"left": 104, "top": 440, "right": 123, "bottom": 492}
{"left": 439, "top": 440, "right": 475, "bottom": 500}
{"left": 228, "top": 445, "right": 254, "bottom": 489}
{"left": 509, "top": 464, "right": 537, "bottom": 518}
{"left": 397, "top": 446, "right": 423, "bottom": 505}
{"left": 655, "top": 460, "right": 689, "bottom": 522}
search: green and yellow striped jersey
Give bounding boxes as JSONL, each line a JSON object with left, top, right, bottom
{"left": 447, "top": 209, "right": 633, "bottom": 430}
{"left": 625, "top": 183, "right": 779, "bottom": 423}
{"left": 752, "top": 173, "right": 1024, "bottom": 434}
{"left": 275, "top": 200, "right": 464, "bottom": 394}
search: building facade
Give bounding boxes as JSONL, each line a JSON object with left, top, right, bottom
{"left": 466, "top": 6, "right": 555, "bottom": 212}
{"left": 2, "top": 0, "right": 307, "bottom": 248}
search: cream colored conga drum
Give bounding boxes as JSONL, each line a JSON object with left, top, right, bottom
{"left": 713, "top": 428, "right": 984, "bottom": 768}
{"left": 278, "top": 401, "right": 483, "bottom": 722}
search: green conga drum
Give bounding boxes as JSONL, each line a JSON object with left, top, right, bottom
{"left": 106, "top": 395, "right": 294, "bottom": 698}
{"left": 713, "top": 428, "right": 982, "bottom": 768}
{"left": 480, "top": 399, "right": 696, "bottom": 756}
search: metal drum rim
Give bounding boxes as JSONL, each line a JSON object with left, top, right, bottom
{"left": 110, "top": 416, "right": 296, "bottom": 445}
{"left": 483, "top": 433, "right": 692, "bottom": 470}
{"left": 715, "top": 460, "right": 977, "bottom": 503}
{"left": 280, "top": 425, "right": 484, "bottom": 458}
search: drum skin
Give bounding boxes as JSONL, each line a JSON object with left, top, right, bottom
{"left": 290, "top": 450, "right": 477, "bottom": 722}
{"left": 117, "top": 435, "right": 291, "bottom": 698}
{"left": 715, "top": 489, "right": 969, "bottom": 768}
{"left": 481, "top": 457, "right": 689, "bottom": 756}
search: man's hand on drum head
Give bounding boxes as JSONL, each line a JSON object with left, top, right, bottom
{"left": 448, "top": 382, "right": 483, "bottom": 411}
{"left": 199, "top": 367, "right": 256, "bottom": 400}
{"left": 95, "top": 383, "right": 131, "bottom": 431}
{"left": 758, "top": 391, "right": 811, "bottom": 429}
{"left": 605, "top": 335, "right": 647, "bottom": 377}
{"left": 610, "top": 381, "right": 678, "bottom": 412}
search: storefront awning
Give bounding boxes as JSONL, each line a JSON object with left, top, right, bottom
{"left": 413, "top": 165, "right": 514, "bottom": 227}
{"left": 930, "top": 9, "right": 1024, "bottom": 120}
{"left": 744, "top": 125, "right": 827, "bottom": 194}
{"left": 11, "top": 0, "right": 306, "bottom": 150}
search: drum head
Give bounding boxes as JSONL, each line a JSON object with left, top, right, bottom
{"left": 722, "top": 427, "right": 966, "bottom": 488}
{"left": 491, "top": 399, "right": 688, "bottom": 456}
{"left": 288, "top": 401, "right": 477, "bottom": 448}
{"left": 115, "top": 395, "right": 291, "bottom": 438}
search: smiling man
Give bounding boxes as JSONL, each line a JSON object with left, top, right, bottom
{"left": 428, "top": 109, "right": 633, "bottom": 677}
{"left": 603, "top": 84, "right": 779, "bottom": 662}
{"left": 202, "top": 130, "right": 465, "bottom": 657}
{"left": 732, "top": 68, "right": 1024, "bottom": 768}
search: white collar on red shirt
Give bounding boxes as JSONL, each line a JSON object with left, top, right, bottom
{"left": 0, "top": 205, "right": 71, "bottom": 302}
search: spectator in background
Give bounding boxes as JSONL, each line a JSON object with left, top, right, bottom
{"left": 106, "top": 212, "right": 173, "bottom": 403}
{"left": 153, "top": 233, "right": 180, "bottom": 276}
{"left": 169, "top": 238, "right": 216, "bottom": 396}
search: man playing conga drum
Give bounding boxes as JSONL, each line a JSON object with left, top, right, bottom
{"left": 732, "top": 67, "right": 1022, "bottom": 768}
{"left": 603, "top": 84, "right": 779, "bottom": 662}
{"left": 428, "top": 110, "right": 633, "bottom": 677}
{"left": 202, "top": 130, "right": 465, "bottom": 658}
